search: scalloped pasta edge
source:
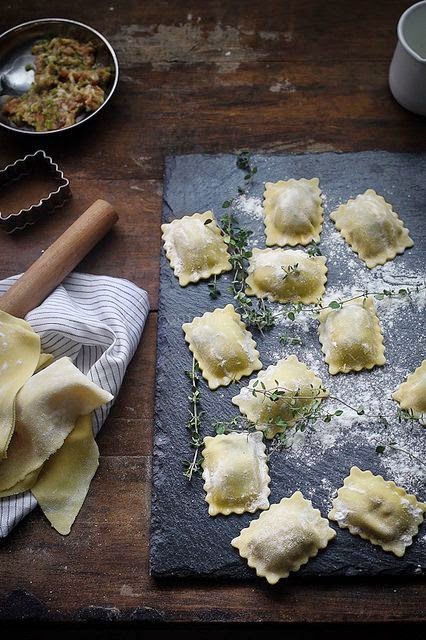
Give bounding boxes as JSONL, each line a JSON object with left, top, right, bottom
{"left": 328, "top": 467, "right": 426, "bottom": 557}
{"left": 202, "top": 431, "right": 271, "bottom": 516}
{"left": 182, "top": 304, "right": 262, "bottom": 390}
{"left": 318, "top": 297, "right": 386, "bottom": 375}
{"left": 161, "top": 211, "right": 232, "bottom": 286}
{"left": 231, "top": 491, "right": 336, "bottom": 584}
{"left": 232, "top": 354, "right": 329, "bottom": 438}
{"left": 392, "top": 359, "right": 426, "bottom": 419}
{"left": 263, "top": 178, "right": 324, "bottom": 247}
{"left": 330, "top": 189, "right": 414, "bottom": 269}
{"left": 245, "top": 248, "right": 328, "bottom": 303}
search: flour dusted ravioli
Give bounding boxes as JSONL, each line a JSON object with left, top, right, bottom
{"left": 232, "top": 355, "right": 328, "bottom": 438}
{"left": 202, "top": 431, "right": 270, "bottom": 516}
{"left": 161, "top": 211, "right": 231, "bottom": 286}
{"left": 182, "top": 304, "right": 262, "bottom": 390}
{"left": 329, "top": 467, "right": 426, "bottom": 557}
{"left": 245, "top": 248, "right": 327, "bottom": 304}
{"left": 392, "top": 360, "right": 426, "bottom": 423}
{"left": 263, "top": 178, "right": 323, "bottom": 246}
{"left": 231, "top": 491, "right": 336, "bottom": 584}
{"left": 318, "top": 297, "right": 385, "bottom": 375}
{"left": 330, "top": 189, "right": 413, "bottom": 268}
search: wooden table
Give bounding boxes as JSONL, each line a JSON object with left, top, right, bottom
{"left": 0, "top": 0, "right": 425, "bottom": 626}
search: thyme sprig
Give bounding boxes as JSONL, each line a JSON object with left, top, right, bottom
{"left": 208, "top": 275, "right": 221, "bottom": 300}
{"left": 281, "top": 284, "right": 425, "bottom": 324}
{"left": 375, "top": 442, "right": 426, "bottom": 469}
{"left": 183, "top": 356, "right": 204, "bottom": 480}
{"left": 220, "top": 212, "right": 275, "bottom": 333}
{"left": 222, "top": 150, "right": 258, "bottom": 209}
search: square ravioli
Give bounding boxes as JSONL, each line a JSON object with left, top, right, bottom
{"left": 263, "top": 178, "right": 323, "bottom": 247}
{"left": 329, "top": 467, "right": 426, "bottom": 557}
{"left": 202, "top": 431, "right": 270, "bottom": 516}
{"left": 161, "top": 211, "right": 232, "bottom": 286}
{"left": 232, "top": 355, "right": 328, "bottom": 438}
{"left": 318, "top": 297, "right": 386, "bottom": 375}
{"left": 245, "top": 248, "right": 327, "bottom": 304}
{"left": 392, "top": 360, "right": 426, "bottom": 423}
{"left": 182, "top": 304, "right": 262, "bottom": 390}
{"left": 330, "top": 189, "right": 413, "bottom": 268}
{"left": 231, "top": 491, "right": 336, "bottom": 584}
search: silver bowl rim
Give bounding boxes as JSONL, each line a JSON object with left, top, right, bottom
{"left": 0, "top": 17, "right": 119, "bottom": 135}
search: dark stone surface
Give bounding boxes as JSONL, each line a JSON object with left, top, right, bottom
{"left": 151, "top": 152, "right": 426, "bottom": 579}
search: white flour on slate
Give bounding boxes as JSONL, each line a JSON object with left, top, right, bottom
{"left": 234, "top": 198, "right": 425, "bottom": 507}
{"left": 234, "top": 194, "right": 263, "bottom": 219}
{"left": 265, "top": 254, "right": 425, "bottom": 506}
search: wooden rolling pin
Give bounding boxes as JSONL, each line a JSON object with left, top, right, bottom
{"left": 0, "top": 199, "right": 118, "bottom": 318}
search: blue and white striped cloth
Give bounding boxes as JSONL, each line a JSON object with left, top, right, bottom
{"left": 0, "top": 272, "right": 149, "bottom": 537}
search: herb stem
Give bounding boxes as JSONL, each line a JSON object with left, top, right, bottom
{"left": 387, "top": 444, "right": 426, "bottom": 469}
{"left": 183, "top": 356, "right": 203, "bottom": 480}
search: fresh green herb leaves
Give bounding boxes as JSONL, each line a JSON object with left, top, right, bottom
{"left": 278, "top": 333, "right": 304, "bottom": 346}
{"left": 208, "top": 275, "right": 221, "bottom": 300}
{"left": 375, "top": 442, "right": 425, "bottom": 468}
{"left": 183, "top": 357, "right": 204, "bottom": 480}
{"left": 218, "top": 153, "right": 276, "bottom": 332}
{"left": 307, "top": 243, "right": 322, "bottom": 257}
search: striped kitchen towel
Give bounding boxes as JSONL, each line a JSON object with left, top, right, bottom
{"left": 0, "top": 272, "right": 149, "bottom": 537}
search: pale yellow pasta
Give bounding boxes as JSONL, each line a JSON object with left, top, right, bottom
{"left": 245, "top": 248, "right": 327, "bottom": 304}
{"left": 231, "top": 491, "right": 336, "bottom": 584}
{"left": 330, "top": 189, "right": 413, "bottom": 268}
{"left": 0, "top": 310, "right": 41, "bottom": 458}
{"left": 392, "top": 360, "right": 426, "bottom": 423}
{"left": 232, "top": 355, "right": 328, "bottom": 438}
{"left": 32, "top": 414, "right": 99, "bottom": 535}
{"left": 263, "top": 178, "right": 323, "bottom": 247}
{"left": 202, "top": 431, "right": 270, "bottom": 516}
{"left": 0, "top": 357, "right": 113, "bottom": 492}
{"left": 329, "top": 467, "right": 426, "bottom": 557}
{"left": 318, "top": 297, "right": 386, "bottom": 375}
{"left": 182, "top": 304, "right": 262, "bottom": 390}
{"left": 161, "top": 211, "right": 231, "bottom": 286}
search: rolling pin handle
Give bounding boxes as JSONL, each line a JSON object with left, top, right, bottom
{"left": 0, "top": 199, "right": 118, "bottom": 318}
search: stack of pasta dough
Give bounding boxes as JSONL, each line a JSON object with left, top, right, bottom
{"left": 0, "top": 310, "right": 112, "bottom": 534}
{"left": 162, "top": 177, "right": 426, "bottom": 584}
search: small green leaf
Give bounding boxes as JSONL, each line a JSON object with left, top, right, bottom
{"left": 328, "top": 301, "right": 341, "bottom": 309}
{"left": 376, "top": 445, "right": 385, "bottom": 454}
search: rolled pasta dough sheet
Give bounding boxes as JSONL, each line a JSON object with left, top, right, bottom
{"left": 0, "top": 310, "right": 41, "bottom": 457}
{"left": 0, "top": 357, "right": 113, "bottom": 492}
{"left": 32, "top": 414, "right": 99, "bottom": 535}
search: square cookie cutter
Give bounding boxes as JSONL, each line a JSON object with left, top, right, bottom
{"left": 0, "top": 149, "right": 71, "bottom": 233}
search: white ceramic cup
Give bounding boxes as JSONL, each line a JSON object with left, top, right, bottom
{"left": 389, "top": 0, "right": 426, "bottom": 116}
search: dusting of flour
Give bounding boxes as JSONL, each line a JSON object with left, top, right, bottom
{"left": 261, "top": 222, "right": 425, "bottom": 506}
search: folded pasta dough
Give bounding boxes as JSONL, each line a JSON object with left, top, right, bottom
{"left": 32, "top": 415, "right": 99, "bottom": 535}
{"left": 0, "top": 310, "right": 41, "bottom": 458}
{"left": 35, "top": 352, "right": 54, "bottom": 372}
{"left": 0, "top": 468, "right": 41, "bottom": 498}
{"left": 0, "top": 357, "right": 113, "bottom": 492}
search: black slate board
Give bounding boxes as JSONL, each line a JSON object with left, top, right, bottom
{"left": 151, "top": 152, "right": 426, "bottom": 579}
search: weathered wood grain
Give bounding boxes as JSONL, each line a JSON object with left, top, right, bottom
{"left": 0, "top": 0, "right": 425, "bottom": 624}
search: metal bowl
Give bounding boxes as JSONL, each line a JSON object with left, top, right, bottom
{"left": 0, "top": 18, "right": 119, "bottom": 135}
